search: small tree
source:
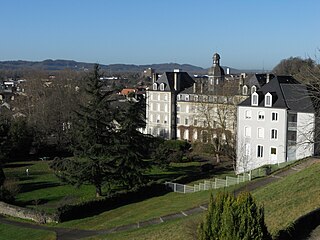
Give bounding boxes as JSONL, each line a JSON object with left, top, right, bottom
{"left": 198, "top": 192, "right": 271, "bottom": 240}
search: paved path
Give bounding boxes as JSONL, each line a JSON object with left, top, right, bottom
{"left": 0, "top": 158, "right": 319, "bottom": 240}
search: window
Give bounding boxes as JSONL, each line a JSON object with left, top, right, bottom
{"left": 156, "top": 115, "right": 160, "bottom": 123}
{"left": 177, "top": 94, "right": 181, "bottom": 100}
{"left": 252, "top": 92, "right": 258, "bottom": 106}
{"left": 272, "top": 112, "right": 278, "bottom": 121}
{"left": 271, "top": 147, "right": 277, "bottom": 155}
{"left": 157, "top": 103, "right": 160, "bottom": 111}
{"left": 158, "top": 94, "right": 161, "bottom": 101}
{"left": 251, "top": 85, "right": 257, "bottom": 94}
{"left": 186, "top": 105, "right": 189, "bottom": 113}
{"left": 177, "top": 105, "right": 180, "bottom": 112}
{"left": 177, "top": 116, "right": 180, "bottom": 124}
{"left": 194, "top": 95, "right": 198, "bottom": 101}
{"left": 153, "top": 83, "right": 157, "bottom": 90}
{"left": 245, "top": 110, "right": 252, "bottom": 119}
{"left": 242, "top": 85, "right": 248, "bottom": 95}
{"left": 258, "top": 128, "right": 264, "bottom": 138}
{"left": 258, "top": 111, "right": 265, "bottom": 120}
{"left": 164, "top": 115, "right": 168, "bottom": 124}
{"left": 185, "top": 118, "right": 189, "bottom": 125}
{"left": 265, "top": 93, "right": 272, "bottom": 107}
{"left": 245, "top": 143, "right": 251, "bottom": 156}
{"left": 194, "top": 119, "right": 198, "bottom": 126}
{"left": 185, "top": 95, "right": 189, "bottom": 101}
{"left": 150, "top": 114, "right": 153, "bottom": 123}
{"left": 245, "top": 126, "right": 251, "bottom": 137}
{"left": 271, "top": 129, "right": 278, "bottom": 139}
{"left": 164, "top": 94, "right": 168, "bottom": 101}
{"left": 160, "top": 83, "right": 165, "bottom": 91}
{"left": 257, "top": 145, "right": 264, "bottom": 158}
{"left": 164, "top": 104, "right": 168, "bottom": 112}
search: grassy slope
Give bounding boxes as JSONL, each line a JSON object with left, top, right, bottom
{"left": 253, "top": 161, "right": 320, "bottom": 236}
{"left": 58, "top": 184, "right": 241, "bottom": 230}
{"left": 85, "top": 161, "right": 320, "bottom": 239}
{"left": 4, "top": 161, "right": 97, "bottom": 213}
{"left": 0, "top": 223, "right": 56, "bottom": 240}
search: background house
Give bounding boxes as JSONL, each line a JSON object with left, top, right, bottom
{"left": 236, "top": 76, "right": 315, "bottom": 173}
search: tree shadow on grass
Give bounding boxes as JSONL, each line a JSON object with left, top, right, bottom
{"left": 19, "top": 181, "right": 61, "bottom": 193}
{"left": 3, "top": 163, "right": 33, "bottom": 169}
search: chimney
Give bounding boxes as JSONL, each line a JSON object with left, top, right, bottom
{"left": 174, "top": 69, "right": 180, "bottom": 91}
{"left": 266, "top": 74, "right": 270, "bottom": 83}
{"left": 193, "top": 82, "right": 196, "bottom": 93}
{"left": 200, "top": 83, "right": 203, "bottom": 93}
{"left": 226, "top": 67, "right": 230, "bottom": 75}
{"left": 152, "top": 73, "right": 157, "bottom": 83}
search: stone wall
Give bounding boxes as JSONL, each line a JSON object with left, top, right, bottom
{"left": 0, "top": 201, "right": 58, "bottom": 223}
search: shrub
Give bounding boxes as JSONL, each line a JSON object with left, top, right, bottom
{"left": 198, "top": 192, "right": 271, "bottom": 240}
{"left": 0, "top": 178, "right": 20, "bottom": 203}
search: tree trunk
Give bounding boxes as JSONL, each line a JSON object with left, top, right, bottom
{"left": 216, "top": 153, "right": 220, "bottom": 163}
{"left": 0, "top": 167, "right": 5, "bottom": 187}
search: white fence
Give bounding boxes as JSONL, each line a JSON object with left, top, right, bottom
{"left": 165, "top": 174, "right": 250, "bottom": 194}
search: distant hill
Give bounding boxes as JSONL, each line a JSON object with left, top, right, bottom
{"left": 0, "top": 59, "right": 207, "bottom": 73}
{"left": 0, "top": 59, "right": 265, "bottom": 74}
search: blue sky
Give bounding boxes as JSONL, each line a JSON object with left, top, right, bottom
{"left": 0, "top": 0, "right": 319, "bottom": 70}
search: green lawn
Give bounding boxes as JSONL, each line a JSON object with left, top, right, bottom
{"left": 0, "top": 223, "right": 56, "bottom": 240}
{"left": 5, "top": 158, "right": 319, "bottom": 239}
{"left": 3, "top": 159, "right": 219, "bottom": 214}
{"left": 86, "top": 213, "right": 203, "bottom": 240}
{"left": 253, "top": 160, "right": 320, "bottom": 236}
{"left": 79, "top": 160, "right": 320, "bottom": 239}
{"left": 57, "top": 184, "right": 242, "bottom": 230}
{"left": 4, "top": 161, "right": 98, "bottom": 213}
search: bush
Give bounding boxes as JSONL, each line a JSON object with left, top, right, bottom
{"left": 198, "top": 192, "right": 271, "bottom": 240}
{"left": 56, "top": 182, "right": 169, "bottom": 222}
{"left": 0, "top": 178, "right": 20, "bottom": 203}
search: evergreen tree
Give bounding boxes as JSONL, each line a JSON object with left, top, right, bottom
{"left": 115, "top": 99, "right": 149, "bottom": 188}
{"left": 198, "top": 192, "right": 271, "bottom": 240}
{"left": 51, "top": 64, "right": 117, "bottom": 197}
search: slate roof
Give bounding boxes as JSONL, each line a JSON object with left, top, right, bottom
{"left": 153, "top": 72, "right": 195, "bottom": 93}
{"left": 239, "top": 76, "right": 314, "bottom": 113}
{"left": 246, "top": 73, "right": 275, "bottom": 88}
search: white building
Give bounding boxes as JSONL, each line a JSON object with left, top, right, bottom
{"left": 145, "top": 53, "right": 251, "bottom": 143}
{"left": 236, "top": 76, "right": 315, "bottom": 173}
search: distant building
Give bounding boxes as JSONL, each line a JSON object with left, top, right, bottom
{"left": 145, "top": 53, "right": 251, "bottom": 142}
{"left": 236, "top": 76, "right": 315, "bottom": 173}
{"left": 143, "top": 68, "right": 155, "bottom": 79}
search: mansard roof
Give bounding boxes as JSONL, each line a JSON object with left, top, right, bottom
{"left": 239, "top": 75, "right": 314, "bottom": 113}
{"left": 153, "top": 72, "right": 194, "bottom": 93}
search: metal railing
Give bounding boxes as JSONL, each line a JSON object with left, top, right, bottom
{"left": 165, "top": 174, "right": 250, "bottom": 194}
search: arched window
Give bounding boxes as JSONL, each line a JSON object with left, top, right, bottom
{"left": 251, "top": 85, "right": 257, "bottom": 94}
{"left": 242, "top": 85, "right": 248, "bottom": 95}
{"left": 153, "top": 83, "right": 158, "bottom": 90}
{"left": 160, "top": 83, "right": 165, "bottom": 91}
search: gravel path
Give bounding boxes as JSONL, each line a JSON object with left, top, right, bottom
{"left": 0, "top": 157, "right": 319, "bottom": 240}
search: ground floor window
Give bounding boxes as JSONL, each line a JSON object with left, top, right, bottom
{"left": 257, "top": 145, "right": 263, "bottom": 158}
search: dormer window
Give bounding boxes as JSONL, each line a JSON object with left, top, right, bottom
{"left": 153, "top": 83, "right": 158, "bottom": 90}
{"left": 251, "top": 85, "right": 257, "bottom": 94}
{"left": 185, "top": 95, "right": 189, "bottom": 101}
{"left": 265, "top": 92, "right": 272, "bottom": 107}
{"left": 251, "top": 92, "right": 258, "bottom": 106}
{"left": 242, "top": 85, "right": 248, "bottom": 95}
{"left": 160, "top": 83, "right": 165, "bottom": 91}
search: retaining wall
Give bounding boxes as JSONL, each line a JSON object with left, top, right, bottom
{"left": 0, "top": 201, "right": 58, "bottom": 223}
